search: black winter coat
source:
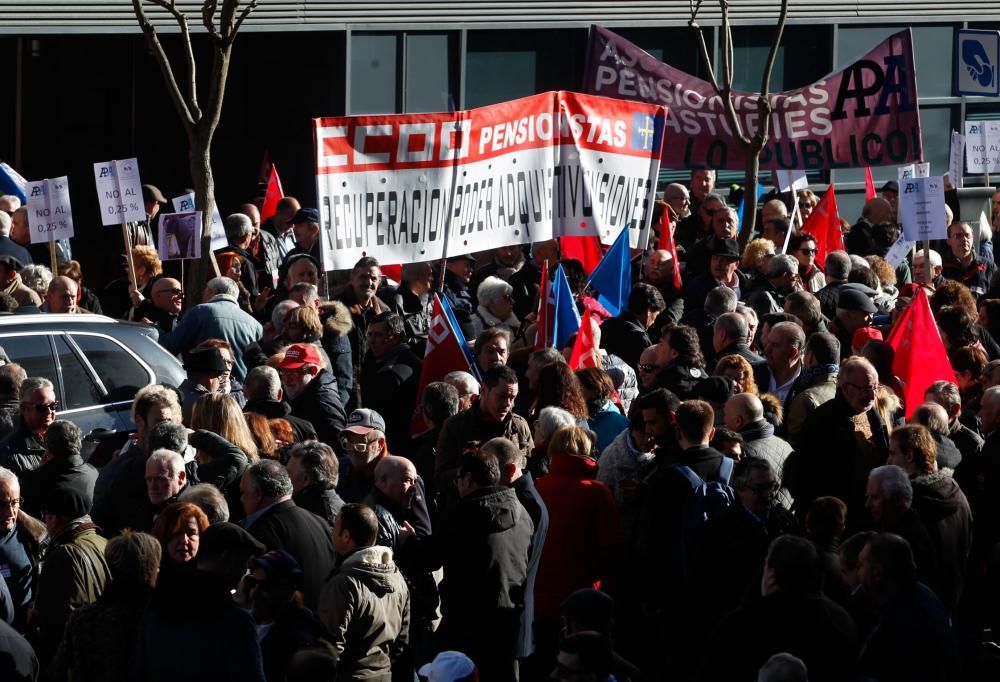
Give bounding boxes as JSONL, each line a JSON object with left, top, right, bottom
{"left": 19, "top": 455, "right": 98, "bottom": 520}
{"left": 359, "top": 343, "right": 422, "bottom": 457}
{"left": 189, "top": 429, "right": 249, "bottom": 522}
{"left": 245, "top": 499, "right": 337, "bottom": 611}
{"left": 293, "top": 481, "right": 345, "bottom": 527}
{"left": 911, "top": 471, "right": 973, "bottom": 613}
{"left": 440, "top": 486, "right": 533, "bottom": 667}
{"left": 0, "top": 420, "right": 44, "bottom": 479}
{"left": 599, "top": 312, "right": 653, "bottom": 370}
{"left": 288, "top": 369, "right": 346, "bottom": 447}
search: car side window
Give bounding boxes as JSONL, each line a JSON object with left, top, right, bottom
{"left": 54, "top": 336, "right": 104, "bottom": 410}
{"left": 0, "top": 333, "right": 59, "bottom": 390}
{"left": 69, "top": 333, "right": 151, "bottom": 403}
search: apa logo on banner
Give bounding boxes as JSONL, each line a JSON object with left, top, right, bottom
{"left": 965, "top": 121, "right": 1000, "bottom": 174}
{"left": 899, "top": 176, "right": 947, "bottom": 242}
{"left": 93, "top": 158, "right": 146, "bottom": 225}
{"left": 313, "top": 91, "right": 667, "bottom": 270}
{"left": 26, "top": 177, "right": 74, "bottom": 244}
{"left": 171, "top": 192, "right": 228, "bottom": 251}
{"left": 583, "top": 25, "right": 921, "bottom": 171}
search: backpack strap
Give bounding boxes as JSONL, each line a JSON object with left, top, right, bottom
{"left": 716, "top": 457, "right": 735, "bottom": 484}
{"left": 671, "top": 464, "right": 705, "bottom": 491}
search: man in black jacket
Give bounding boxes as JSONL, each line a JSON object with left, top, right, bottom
{"left": 712, "top": 311, "right": 765, "bottom": 368}
{"left": 599, "top": 284, "right": 664, "bottom": 369}
{"left": 0, "top": 377, "right": 55, "bottom": 479}
{"left": 359, "top": 312, "right": 422, "bottom": 458}
{"left": 286, "top": 441, "right": 344, "bottom": 527}
{"left": 278, "top": 344, "right": 346, "bottom": 446}
{"left": 379, "top": 261, "right": 434, "bottom": 354}
{"left": 20, "top": 420, "right": 96, "bottom": 520}
{"left": 241, "top": 459, "right": 337, "bottom": 611}
{"left": 440, "top": 450, "right": 532, "bottom": 682}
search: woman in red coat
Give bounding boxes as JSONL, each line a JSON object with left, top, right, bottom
{"left": 533, "top": 426, "right": 623, "bottom": 651}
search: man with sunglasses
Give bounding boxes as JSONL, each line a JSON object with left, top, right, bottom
{"left": 674, "top": 193, "right": 725, "bottom": 255}
{"left": 336, "top": 408, "right": 391, "bottom": 504}
{"left": 0, "top": 378, "right": 56, "bottom": 479}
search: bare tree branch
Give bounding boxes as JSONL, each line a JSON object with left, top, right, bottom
{"left": 232, "top": 0, "right": 258, "bottom": 39}
{"left": 202, "top": 0, "right": 223, "bottom": 44}
{"left": 148, "top": 0, "right": 202, "bottom": 120}
{"left": 688, "top": 19, "right": 720, "bottom": 91}
{"left": 219, "top": 0, "right": 238, "bottom": 38}
{"left": 753, "top": 0, "right": 790, "bottom": 149}
{"left": 132, "top": 0, "right": 196, "bottom": 130}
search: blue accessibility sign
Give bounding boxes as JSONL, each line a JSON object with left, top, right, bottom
{"left": 956, "top": 29, "right": 1000, "bottom": 97}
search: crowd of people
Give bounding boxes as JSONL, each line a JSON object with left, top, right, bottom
{"left": 0, "top": 170, "right": 999, "bottom": 682}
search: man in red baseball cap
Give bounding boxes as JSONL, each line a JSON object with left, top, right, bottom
{"left": 276, "top": 343, "right": 346, "bottom": 445}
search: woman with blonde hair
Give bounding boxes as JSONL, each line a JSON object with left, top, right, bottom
{"left": 797, "top": 188, "right": 818, "bottom": 222}
{"left": 189, "top": 393, "right": 255, "bottom": 520}
{"left": 713, "top": 354, "right": 784, "bottom": 427}
{"left": 742, "top": 238, "right": 777, "bottom": 294}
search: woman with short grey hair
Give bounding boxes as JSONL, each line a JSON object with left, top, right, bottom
{"left": 470, "top": 275, "right": 520, "bottom": 339}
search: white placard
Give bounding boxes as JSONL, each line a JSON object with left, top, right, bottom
{"left": 26, "top": 177, "right": 74, "bottom": 244}
{"left": 964, "top": 121, "right": 1000, "bottom": 174}
{"left": 158, "top": 211, "right": 203, "bottom": 260}
{"left": 775, "top": 169, "right": 808, "bottom": 193}
{"left": 93, "top": 158, "right": 145, "bottom": 226}
{"left": 171, "top": 192, "right": 227, "bottom": 251}
{"left": 884, "top": 234, "right": 916, "bottom": 268}
{"left": 949, "top": 131, "right": 965, "bottom": 189}
{"left": 898, "top": 162, "right": 930, "bottom": 180}
{"left": 899, "top": 176, "right": 947, "bottom": 242}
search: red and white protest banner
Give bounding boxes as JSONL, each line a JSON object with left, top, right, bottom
{"left": 313, "top": 91, "right": 667, "bottom": 270}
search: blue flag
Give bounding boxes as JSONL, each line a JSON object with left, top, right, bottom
{"left": 588, "top": 225, "right": 631, "bottom": 317}
{"left": 736, "top": 182, "right": 766, "bottom": 233}
{"left": 552, "top": 264, "right": 581, "bottom": 351}
{"left": 438, "top": 293, "right": 480, "bottom": 381}
{"left": 0, "top": 163, "right": 27, "bottom": 203}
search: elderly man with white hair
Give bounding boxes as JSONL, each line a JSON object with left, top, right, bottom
{"left": 912, "top": 248, "right": 944, "bottom": 288}
{"left": 215, "top": 212, "right": 259, "bottom": 296}
{"left": 0, "top": 211, "right": 31, "bottom": 267}
{"left": 159, "top": 276, "right": 263, "bottom": 381}
{"left": 444, "top": 370, "right": 480, "bottom": 412}
{"left": 470, "top": 275, "right": 520, "bottom": 339}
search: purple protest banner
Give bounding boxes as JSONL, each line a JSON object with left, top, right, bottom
{"left": 583, "top": 25, "right": 922, "bottom": 171}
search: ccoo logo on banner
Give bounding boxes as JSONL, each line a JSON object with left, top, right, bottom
{"left": 313, "top": 91, "right": 667, "bottom": 270}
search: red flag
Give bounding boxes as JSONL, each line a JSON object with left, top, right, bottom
{"left": 657, "top": 206, "right": 682, "bottom": 289}
{"left": 411, "top": 294, "right": 476, "bottom": 435}
{"left": 569, "top": 310, "right": 601, "bottom": 370}
{"left": 534, "top": 259, "right": 551, "bottom": 350}
{"left": 864, "top": 166, "right": 877, "bottom": 200}
{"left": 380, "top": 264, "right": 402, "bottom": 284}
{"left": 559, "top": 235, "right": 603, "bottom": 275}
{"left": 886, "top": 287, "right": 955, "bottom": 419}
{"left": 260, "top": 165, "right": 284, "bottom": 224}
{"left": 799, "top": 184, "right": 843, "bottom": 268}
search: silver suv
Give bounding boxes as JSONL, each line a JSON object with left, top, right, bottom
{"left": 0, "top": 314, "right": 184, "bottom": 435}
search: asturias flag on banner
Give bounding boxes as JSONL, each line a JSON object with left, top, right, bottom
{"left": 886, "top": 287, "right": 955, "bottom": 419}
{"left": 553, "top": 264, "right": 581, "bottom": 351}
{"left": 799, "top": 184, "right": 843, "bottom": 268}
{"left": 588, "top": 225, "right": 632, "bottom": 317}
{"left": 410, "top": 293, "right": 477, "bottom": 435}
{"left": 260, "top": 165, "right": 284, "bottom": 224}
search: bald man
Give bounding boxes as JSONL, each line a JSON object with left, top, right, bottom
{"left": 663, "top": 183, "right": 691, "bottom": 221}
{"left": 364, "top": 454, "right": 432, "bottom": 550}
{"left": 132, "top": 277, "right": 184, "bottom": 333}
{"left": 42, "top": 275, "right": 79, "bottom": 314}
{"left": 723, "top": 392, "right": 793, "bottom": 508}
{"left": 239, "top": 202, "right": 281, "bottom": 288}
{"left": 845, "top": 197, "right": 894, "bottom": 257}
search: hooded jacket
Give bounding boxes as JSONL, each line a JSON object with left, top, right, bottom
{"left": 441, "top": 485, "right": 533, "bottom": 663}
{"left": 911, "top": 470, "right": 973, "bottom": 612}
{"left": 288, "top": 368, "right": 346, "bottom": 446}
{"left": 318, "top": 545, "right": 410, "bottom": 681}
{"left": 534, "top": 452, "right": 622, "bottom": 625}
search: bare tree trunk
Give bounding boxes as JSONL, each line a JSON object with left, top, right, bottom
{"left": 690, "top": 0, "right": 788, "bottom": 239}
{"left": 132, "top": 0, "right": 255, "bottom": 303}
